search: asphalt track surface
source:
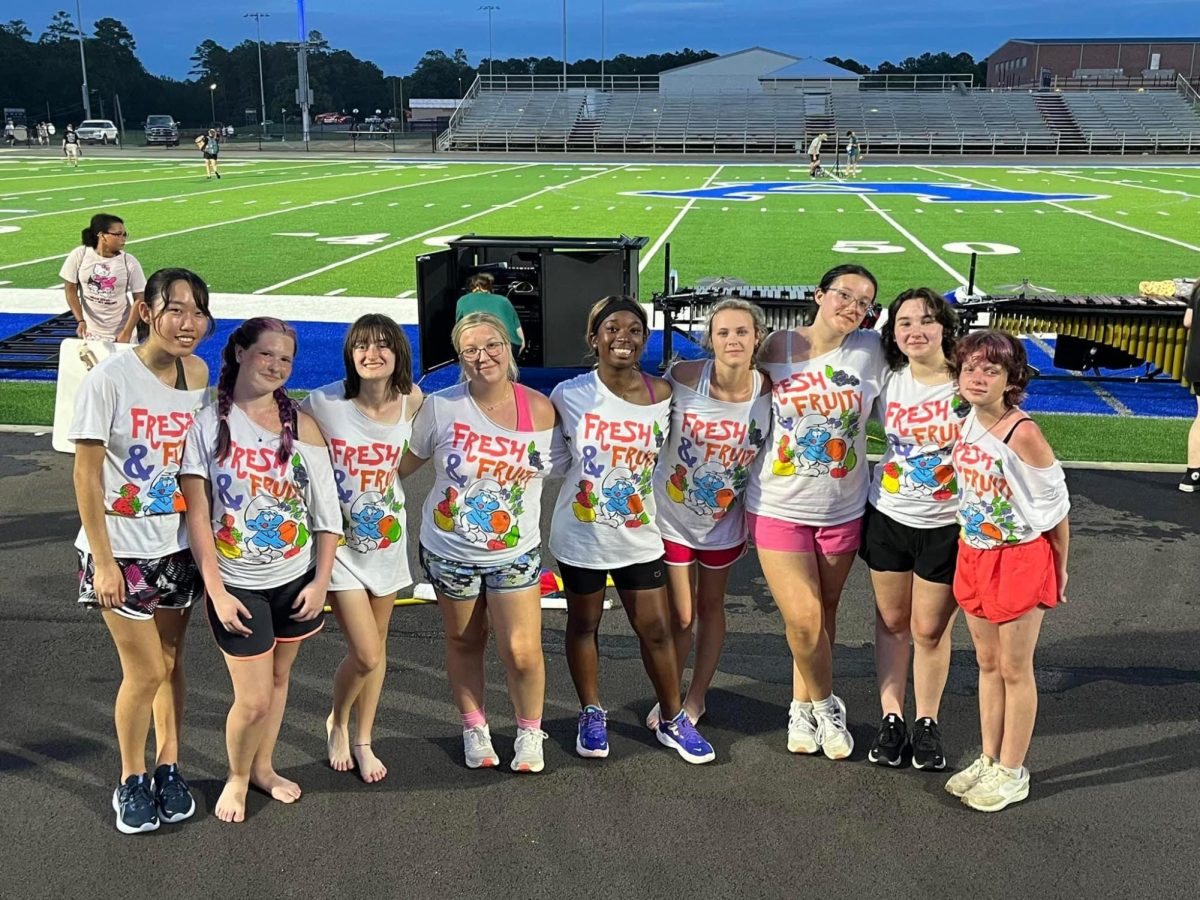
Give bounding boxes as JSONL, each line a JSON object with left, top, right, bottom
{"left": 1, "top": 431, "right": 1198, "bottom": 899}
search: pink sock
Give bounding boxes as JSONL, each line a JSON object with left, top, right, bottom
{"left": 516, "top": 716, "right": 542, "bottom": 731}
{"left": 461, "top": 709, "right": 486, "bottom": 730}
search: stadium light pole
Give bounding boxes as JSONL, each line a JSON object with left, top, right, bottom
{"left": 75, "top": 0, "right": 91, "bottom": 119}
{"left": 209, "top": 83, "right": 217, "bottom": 125}
{"left": 245, "top": 12, "right": 270, "bottom": 136}
{"left": 600, "top": 0, "right": 605, "bottom": 89}
{"left": 561, "top": 0, "right": 568, "bottom": 86}
{"left": 479, "top": 5, "right": 499, "bottom": 80}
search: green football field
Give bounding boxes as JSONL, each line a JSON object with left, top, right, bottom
{"left": 2, "top": 156, "right": 1198, "bottom": 298}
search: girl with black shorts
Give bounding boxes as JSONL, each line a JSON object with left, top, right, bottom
{"left": 549, "top": 296, "right": 716, "bottom": 764}
{"left": 71, "top": 268, "right": 213, "bottom": 834}
{"left": 861, "top": 288, "right": 964, "bottom": 771}
{"left": 180, "top": 317, "right": 341, "bottom": 823}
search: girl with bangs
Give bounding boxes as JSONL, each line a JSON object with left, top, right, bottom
{"left": 301, "top": 314, "right": 422, "bottom": 784}
{"left": 944, "top": 330, "right": 1070, "bottom": 812}
{"left": 71, "top": 268, "right": 212, "bottom": 834}
{"left": 862, "top": 288, "right": 964, "bottom": 772}
{"left": 180, "top": 317, "right": 341, "bottom": 823}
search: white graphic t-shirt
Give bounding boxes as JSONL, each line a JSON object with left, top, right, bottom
{"left": 550, "top": 371, "right": 670, "bottom": 568}
{"left": 746, "top": 329, "right": 886, "bottom": 526}
{"left": 302, "top": 383, "right": 414, "bottom": 596}
{"left": 69, "top": 350, "right": 205, "bottom": 558}
{"left": 409, "top": 383, "right": 554, "bottom": 566}
{"left": 868, "top": 367, "right": 967, "bottom": 529}
{"left": 952, "top": 409, "right": 1070, "bottom": 550}
{"left": 180, "top": 404, "right": 342, "bottom": 589}
{"left": 58, "top": 247, "right": 147, "bottom": 341}
{"left": 653, "top": 361, "right": 771, "bottom": 550}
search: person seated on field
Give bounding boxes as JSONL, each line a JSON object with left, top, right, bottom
{"left": 454, "top": 272, "right": 525, "bottom": 357}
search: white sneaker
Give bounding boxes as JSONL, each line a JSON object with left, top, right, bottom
{"left": 787, "top": 701, "right": 819, "bottom": 754}
{"left": 813, "top": 696, "right": 853, "bottom": 760}
{"left": 463, "top": 724, "right": 500, "bottom": 769}
{"left": 962, "top": 764, "right": 1030, "bottom": 812}
{"left": 944, "top": 753, "right": 995, "bottom": 797}
{"left": 510, "top": 727, "right": 548, "bottom": 773}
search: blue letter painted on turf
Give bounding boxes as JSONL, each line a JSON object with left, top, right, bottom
{"left": 628, "top": 182, "right": 1104, "bottom": 204}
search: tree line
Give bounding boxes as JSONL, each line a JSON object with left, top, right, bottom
{"left": 0, "top": 13, "right": 988, "bottom": 128}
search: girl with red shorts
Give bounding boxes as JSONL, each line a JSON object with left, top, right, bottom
{"left": 650, "top": 298, "right": 772, "bottom": 728}
{"left": 945, "top": 330, "right": 1070, "bottom": 812}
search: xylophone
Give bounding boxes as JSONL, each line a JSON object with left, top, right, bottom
{"left": 957, "top": 294, "right": 1189, "bottom": 383}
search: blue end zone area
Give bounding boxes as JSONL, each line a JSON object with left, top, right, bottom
{"left": 0, "top": 314, "right": 1192, "bottom": 417}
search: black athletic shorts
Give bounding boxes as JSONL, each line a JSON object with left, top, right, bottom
{"left": 207, "top": 568, "right": 325, "bottom": 658}
{"left": 858, "top": 504, "right": 959, "bottom": 585}
{"left": 557, "top": 558, "right": 667, "bottom": 596}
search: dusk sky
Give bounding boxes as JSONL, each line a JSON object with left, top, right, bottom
{"left": 9, "top": 0, "right": 1199, "bottom": 80}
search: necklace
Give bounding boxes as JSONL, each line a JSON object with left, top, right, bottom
{"left": 474, "top": 384, "right": 513, "bottom": 413}
{"left": 237, "top": 404, "right": 278, "bottom": 443}
{"left": 964, "top": 407, "right": 1011, "bottom": 444}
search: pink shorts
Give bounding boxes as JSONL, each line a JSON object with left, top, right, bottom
{"left": 746, "top": 511, "right": 863, "bottom": 556}
{"left": 662, "top": 539, "right": 746, "bottom": 569}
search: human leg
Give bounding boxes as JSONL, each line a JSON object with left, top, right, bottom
{"left": 151, "top": 606, "right": 193, "bottom": 767}
{"left": 869, "top": 568, "right": 914, "bottom": 717}
{"left": 682, "top": 562, "right": 733, "bottom": 722}
{"left": 489, "top": 585, "right": 547, "bottom": 772}
{"left": 248, "top": 639, "right": 305, "bottom": 803}
{"left": 327, "top": 588, "right": 389, "bottom": 774}
{"left": 349, "top": 592, "right": 397, "bottom": 782}
{"left": 911, "top": 575, "right": 959, "bottom": 722}
{"left": 103, "top": 610, "right": 168, "bottom": 781}
{"left": 964, "top": 613, "right": 1003, "bottom": 761}
{"left": 995, "top": 607, "right": 1045, "bottom": 770}
{"left": 215, "top": 651, "right": 276, "bottom": 823}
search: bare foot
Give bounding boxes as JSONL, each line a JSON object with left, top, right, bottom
{"left": 215, "top": 779, "right": 247, "bottom": 823}
{"left": 351, "top": 743, "right": 388, "bottom": 784}
{"left": 683, "top": 703, "right": 706, "bottom": 726}
{"left": 250, "top": 768, "right": 302, "bottom": 803}
{"left": 326, "top": 713, "right": 354, "bottom": 772}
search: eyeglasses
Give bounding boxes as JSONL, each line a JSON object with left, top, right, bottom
{"left": 825, "top": 286, "right": 874, "bottom": 312}
{"left": 459, "top": 340, "right": 507, "bottom": 361}
{"left": 104, "top": 231, "right": 128, "bottom": 238}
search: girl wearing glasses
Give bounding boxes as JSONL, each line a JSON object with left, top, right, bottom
{"left": 60, "top": 213, "right": 146, "bottom": 342}
{"left": 70, "top": 268, "right": 213, "bottom": 834}
{"left": 745, "top": 264, "right": 886, "bottom": 760}
{"left": 401, "top": 312, "right": 557, "bottom": 773}
{"left": 300, "top": 315, "right": 422, "bottom": 784}
{"left": 650, "top": 298, "right": 772, "bottom": 730}
{"left": 549, "top": 296, "right": 716, "bottom": 765}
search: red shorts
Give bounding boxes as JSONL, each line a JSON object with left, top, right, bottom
{"left": 953, "top": 537, "right": 1058, "bottom": 624}
{"left": 746, "top": 511, "right": 862, "bottom": 556}
{"left": 662, "top": 539, "right": 746, "bottom": 570}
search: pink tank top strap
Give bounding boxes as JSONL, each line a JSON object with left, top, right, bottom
{"left": 513, "top": 383, "right": 534, "bottom": 431}
{"left": 641, "top": 372, "right": 656, "bottom": 403}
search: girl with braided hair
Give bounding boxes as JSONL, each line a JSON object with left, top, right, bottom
{"left": 180, "top": 317, "right": 341, "bottom": 824}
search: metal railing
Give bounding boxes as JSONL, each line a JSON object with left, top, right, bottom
{"left": 1177, "top": 73, "right": 1200, "bottom": 112}
{"left": 856, "top": 73, "right": 974, "bottom": 91}
{"left": 478, "top": 74, "right": 660, "bottom": 93}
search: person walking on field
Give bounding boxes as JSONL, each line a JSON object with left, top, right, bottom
{"left": 808, "top": 133, "right": 827, "bottom": 177}
{"left": 196, "top": 129, "right": 221, "bottom": 179}
{"left": 63, "top": 124, "right": 81, "bottom": 166}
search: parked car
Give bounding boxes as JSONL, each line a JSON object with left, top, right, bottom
{"left": 76, "top": 119, "right": 119, "bottom": 144}
{"left": 314, "top": 112, "right": 351, "bottom": 125}
{"left": 143, "top": 114, "right": 179, "bottom": 146}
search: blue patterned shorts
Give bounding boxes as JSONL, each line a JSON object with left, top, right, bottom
{"left": 418, "top": 544, "right": 541, "bottom": 601}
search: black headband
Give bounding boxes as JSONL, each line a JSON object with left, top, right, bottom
{"left": 590, "top": 298, "right": 645, "bottom": 337}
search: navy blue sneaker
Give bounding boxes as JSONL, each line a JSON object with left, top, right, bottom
{"left": 153, "top": 763, "right": 196, "bottom": 823}
{"left": 657, "top": 709, "right": 715, "bottom": 764}
{"left": 576, "top": 705, "right": 610, "bottom": 758}
{"left": 112, "top": 774, "right": 159, "bottom": 834}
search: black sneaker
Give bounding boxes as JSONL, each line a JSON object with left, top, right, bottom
{"left": 112, "top": 774, "right": 160, "bottom": 834}
{"left": 1180, "top": 469, "right": 1200, "bottom": 493}
{"left": 867, "top": 713, "right": 907, "bottom": 767}
{"left": 154, "top": 763, "right": 196, "bottom": 823}
{"left": 910, "top": 717, "right": 947, "bottom": 771}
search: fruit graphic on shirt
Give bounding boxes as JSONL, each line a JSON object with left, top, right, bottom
{"left": 215, "top": 514, "right": 243, "bottom": 559}
{"left": 980, "top": 522, "right": 1004, "bottom": 542}
{"left": 572, "top": 479, "right": 598, "bottom": 522}
{"left": 377, "top": 514, "right": 403, "bottom": 548}
{"left": 111, "top": 483, "right": 142, "bottom": 517}
{"left": 434, "top": 487, "right": 458, "bottom": 531}
{"left": 773, "top": 435, "right": 796, "bottom": 476}
{"left": 831, "top": 447, "right": 856, "bottom": 479}
{"left": 666, "top": 465, "right": 688, "bottom": 503}
{"left": 826, "top": 438, "right": 847, "bottom": 462}
{"left": 881, "top": 461, "right": 902, "bottom": 494}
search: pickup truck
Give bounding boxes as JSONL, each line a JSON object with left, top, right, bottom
{"left": 144, "top": 115, "right": 179, "bottom": 146}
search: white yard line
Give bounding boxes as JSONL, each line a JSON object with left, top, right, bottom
{"left": 1026, "top": 334, "right": 1131, "bottom": 416}
{"left": 916, "top": 164, "right": 1200, "bottom": 254}
{"left": 1019, "top": 168, "right": 1200, "bottom": 201}
{"left": 324, "top": 288, "right": 347, "bottom": 296}
{"left": 0, "top": 163, "right": 535, "bottom": 272}
{"left": 831, "top": 172, "right": 974, "bottom": 287}
{"left": 254, "top": 165, "right": 627, "bottom": 294}
{"left": 639, "top": 165, "right": 725, "bottom": 273}
{"left": 0, "top": 161, "right": 330, "bottom": 197}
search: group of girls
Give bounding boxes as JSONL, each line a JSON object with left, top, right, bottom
{"left": 73, "top": 262, "right": 1069, "bottom": 836}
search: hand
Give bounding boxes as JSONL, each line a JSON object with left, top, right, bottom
{"left": 290, "top": 583, "right": 327, "bottom": 621}
{"left": 92, "top": 561, "right": 126, "bottom": 609}
{"left": 75, "top": 321, "right": 87, "bottom": 339}
{"left": 1056, "top": 568, "right": 1069, "bottom": 605}
{"left": 212, "top": 590, "right": 254, "bottom": 636}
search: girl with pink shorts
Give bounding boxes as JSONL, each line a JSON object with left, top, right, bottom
{"left": 649, "top": 298, "right": 773, "bottom": 729}
{"left": 744, "top": 264, "right": 887, "bottom": 760}
{"left": 944, "top": 330, "right": 1070, "bottom": 812}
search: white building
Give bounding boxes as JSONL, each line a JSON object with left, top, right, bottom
{"left": 659, "top": 47, "right": 861, "bottom": 94}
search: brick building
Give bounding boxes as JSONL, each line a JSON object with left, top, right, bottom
{"left": 986, "top": 38, "right": 1200, "bottom": 88}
